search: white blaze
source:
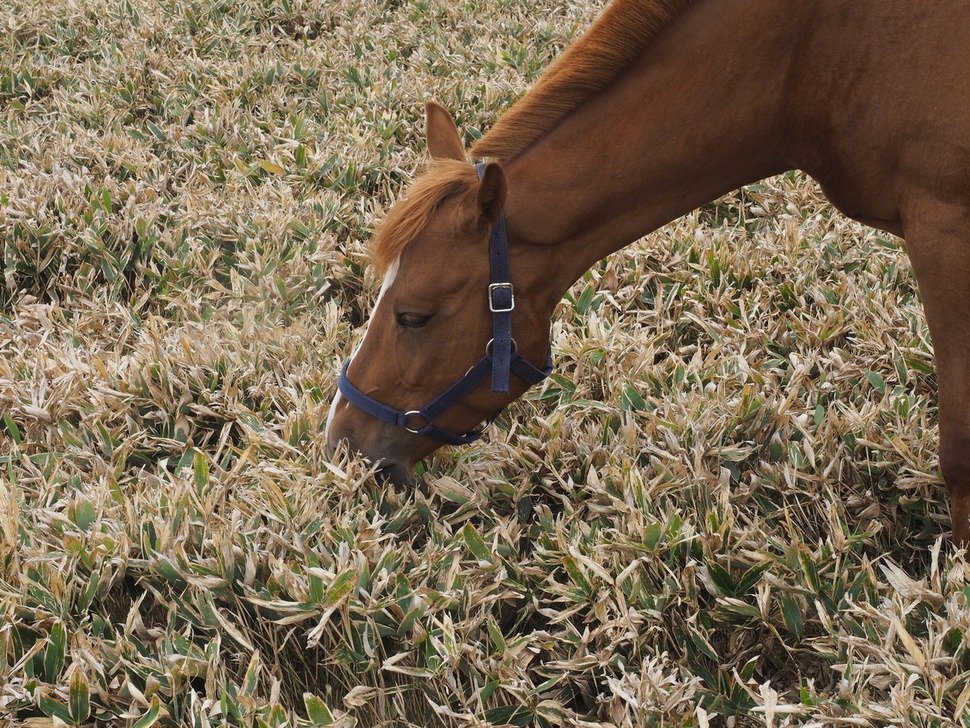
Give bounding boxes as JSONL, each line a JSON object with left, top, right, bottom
{"left": 325, "top": 257, "right": 400, "bottom": 441}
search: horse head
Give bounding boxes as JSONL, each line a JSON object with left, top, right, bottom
{"left": 325, "top": 102, "right": 555, "bottom": 483}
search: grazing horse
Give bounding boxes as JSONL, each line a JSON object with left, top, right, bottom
{"left": 326, "top": 0, "right": 970, "bottom": 543}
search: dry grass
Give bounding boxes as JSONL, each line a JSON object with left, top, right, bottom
{"left": 2, "top": 0, "right": 969, "bottom": 726}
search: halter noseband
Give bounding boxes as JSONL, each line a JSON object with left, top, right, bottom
{"left": 336, "top": 162, "right": 553, "bottom": 446}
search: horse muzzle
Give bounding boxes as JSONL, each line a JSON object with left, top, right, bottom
{"left": 325, "top": 394, "right": 421, "bottom": 485}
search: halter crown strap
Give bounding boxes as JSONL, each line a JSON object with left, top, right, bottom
{"left": 335, "top": 161, "right": 553, "bottom": 446}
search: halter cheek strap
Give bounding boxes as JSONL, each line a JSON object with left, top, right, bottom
{"left": 336, "top": 162, "right": 553, "bottom": 445}
{"left": 487, "top": 204, "right": 514, "bottom": 393}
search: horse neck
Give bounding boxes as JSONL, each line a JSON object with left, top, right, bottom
{"left": 504, "top": 0, "right": 801, "bottom": 309}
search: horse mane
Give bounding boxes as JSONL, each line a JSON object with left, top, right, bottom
{"left": 372, "top": 159, "right": 478, "bottom": 273}
{"left": 470, "top": 0, "right": 695, "bottom": 161}
{"left": 372, "top": 0, "right": 694, "bottom": 270}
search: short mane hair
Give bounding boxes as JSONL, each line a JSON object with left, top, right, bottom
{"left": 470, "top": 0, "right": 695, "bottom": 161}
{"left": 371, "top": 160, "right": 478, "bottom": 273}
{"left": 371, "top": 0, "right": 695, "bottom": 269}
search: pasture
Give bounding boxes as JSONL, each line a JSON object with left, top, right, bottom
{"left": 2, "top": 0, "right": 969, "bottom": 724}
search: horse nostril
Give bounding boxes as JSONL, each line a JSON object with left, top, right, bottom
{"left": 324, "top": 428, "right": 353, "bottom": 459}
{"left": 375, "top": 460, "right": 414, "bottom": 486}
{"left": 374, "top": 465, "right": 394, "bottom": 483}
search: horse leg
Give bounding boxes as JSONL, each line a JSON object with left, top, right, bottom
{"left": 904, "top": 201, "right": 970, "bottom": 546}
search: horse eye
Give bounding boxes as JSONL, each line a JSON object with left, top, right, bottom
{"left": 396, "top": 312, "right": 431, "bottom": 329}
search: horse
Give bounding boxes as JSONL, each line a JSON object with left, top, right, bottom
{"left": 325, "top": 0, "right": 970, "bottom": 544}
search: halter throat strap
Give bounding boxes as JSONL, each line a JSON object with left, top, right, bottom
{"left": 336, "top": 162, "right": 552, "bottom": 445}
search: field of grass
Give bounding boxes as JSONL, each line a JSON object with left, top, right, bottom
{"left": 2, "top": 0, "right": 970, "bottom": 725}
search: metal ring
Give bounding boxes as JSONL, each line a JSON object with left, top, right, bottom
{"left": 485, "top": 338, "right": 517, "bottom": 356}
{"left": 403, "top": 410, "right": 430, "bottom": 434}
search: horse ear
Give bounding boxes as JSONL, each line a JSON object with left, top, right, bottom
{"left": 425, "top": 101, "right": 465, "bottom": 161}
{"left": 477, "top": 162, "right": 507, "bottom": 224}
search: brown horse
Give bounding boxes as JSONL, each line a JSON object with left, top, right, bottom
{"left": 325, "top": 0, "right": 970, "bottom": 543}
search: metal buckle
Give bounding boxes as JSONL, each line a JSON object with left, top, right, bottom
{"left": 488, "top": 283, "right": 515, "bottom": 313}
{"left": 403, "top": 410, "right": 430, "bottom": 434}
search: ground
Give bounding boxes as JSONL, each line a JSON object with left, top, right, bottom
{"left": 1, "top": 0, "right": 969, "bottom": 725}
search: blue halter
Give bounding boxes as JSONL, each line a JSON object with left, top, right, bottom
{"left": 336, "top": 162, "right": 553, "bottom": 445}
